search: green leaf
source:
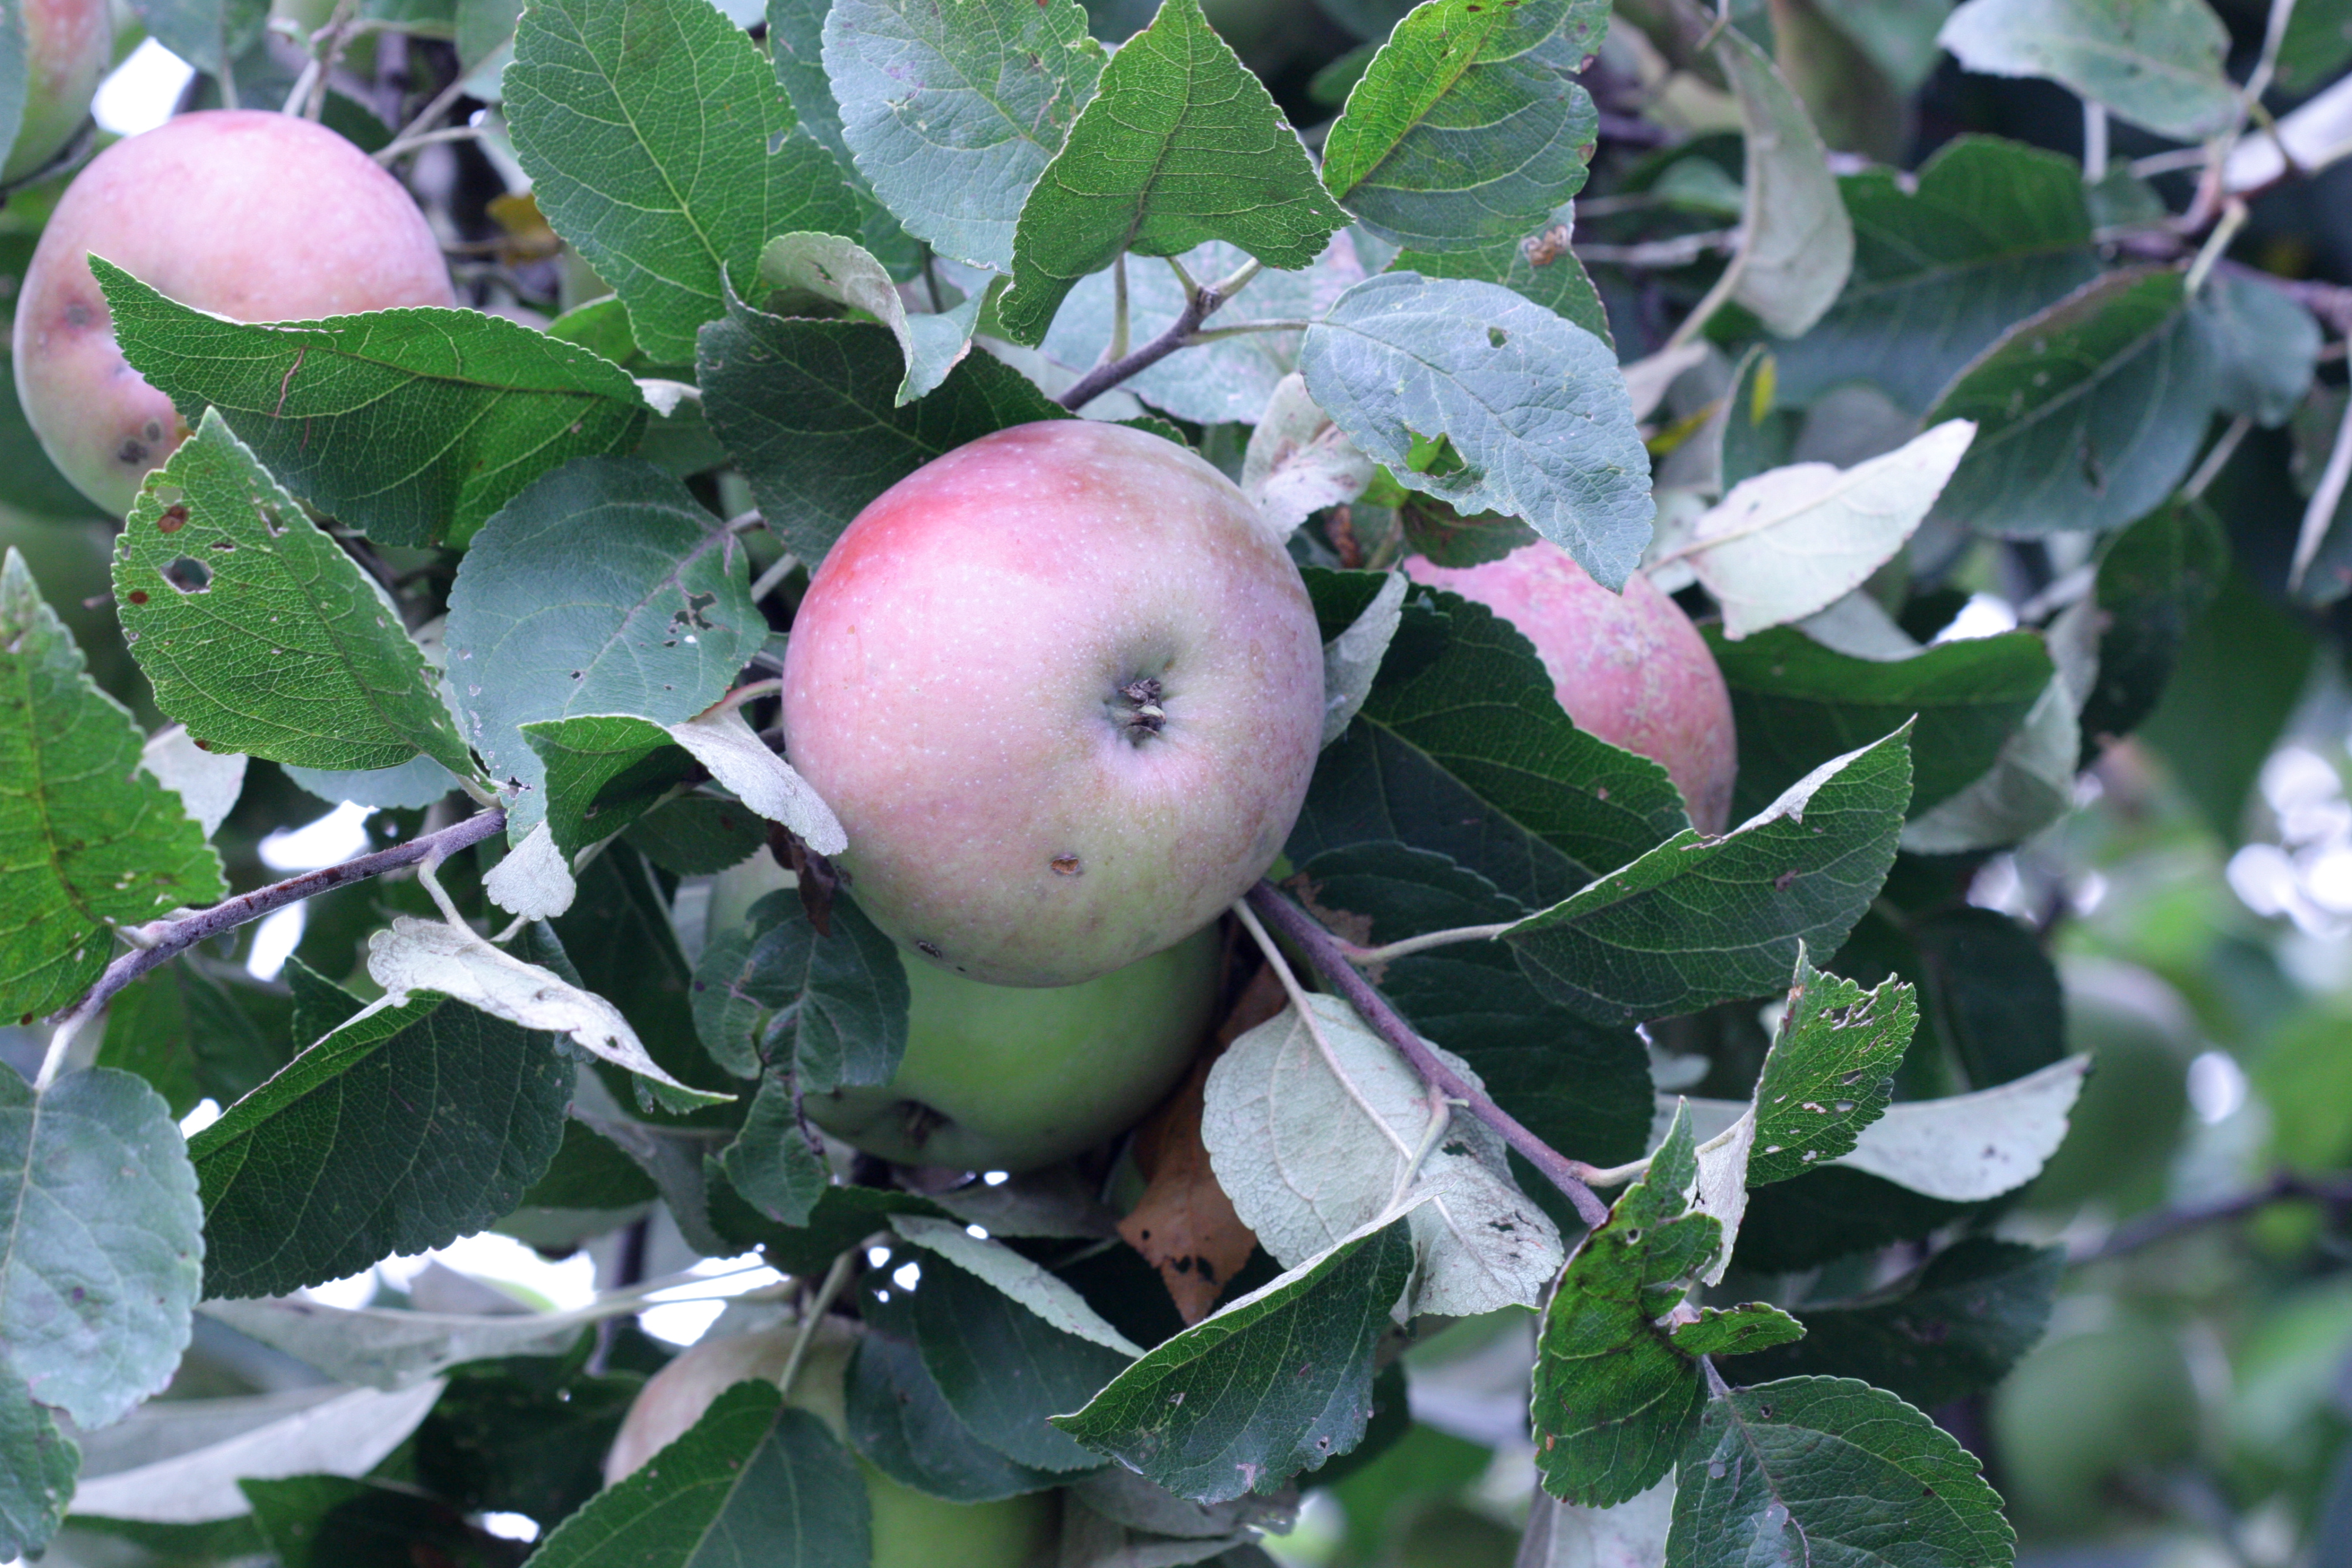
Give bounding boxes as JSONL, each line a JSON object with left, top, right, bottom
{"left": 1746, "top": 950, "right": 1915, "bottom": 1185}
{"left": 766, "top": 0, "right": 926, "bottom": 275}
{"left": 822, "top": 0, "right": 1105, "bottom": 272}
{"left": 241, "top": 1474, "right": 517, "bottom": 1568}
{"left": 1665, "top": 1376, "right": 2012, "bottom": 1566}
{"left": 444, "top": 459, "right": 766, "bottom": 838}
{"left": 846, "top": 1329, "right": 1062, "bottom": 1502}
{"left": 0, "top": 4, "right": 26, "bottom": 184}
{"left": 1287, "top": 577, "right": 1690, "bottom": 909}
{"left": 719, "top": 1181, "right": 944, "bottom": 1273}
{"left": 114, "top": 412, "right": 474, "bottom": 777}
{"left": 0, "top": 1366, "right": 76, "bottom": 1561}
{"left": 622, "top": 795, "right": 771, "bottom": 877}
{"left": 2080, "top": 497, "right": 2228, "bottom": 753}
{"left": 97, "top": 957, "right": 292, "bottom": 1116}
{"left": 521, "top": 714, "right": 696, "bottom": 861}
{"left": 996, "top": 0, "right": 1348, "bottom": 345}
{"left": 1300, "top": 272, "right": 1651, "bottom": 589}
{"left": 1320, "top": 0, "right": 1608, "bottom": 254}
{"left": 1723, "top": 1238, "right": 2063, "bottom": 1408}
{"left": 1673, "top": 1303, "right": 1806, "bottom": 1358}
{"left": 1927, "top": 267, "right": 2217, "bottom": 537}
{"left": 0, "top": 1068, "right": 203, "bottom": 1427}
{"left": 552, "top": 846, "right": 741, "bottom": 1112}
{"left": 1773, "top": 137, "right": 2099, "bottom": 415}
{"left": 189, "top": 995, "right": 572, "bottom": 1299}
{"left": 697, "top": 308, "right": 1066, "bottom": 566}
{"left": 903, "top": 1242, "right": 1131, "bottom": 1472}
{"left": 0, "top": 550, "right": 225, "bottom": 1021}
{"left": 1707, "top": 624, "right": 2054, "bottom": 820}
{"left": 503, "top": 0, "right": 860, "bottom": 363}
{"left": 526, "top": 1382, "right": 870, "bottom": 1568}
{"left": 691, "top": 888, "right": 908, "bottom": 1091}
{"left": 1505, "top": 728, "right": 1912, "bottom": 1026}
{"left": 93, "top": 260, "right": 649, "bottom": 549}
{"left": 759, "top": 232, "right": 984, "bottom": 404}
{"left": 715, "top": 1072, "right": 830, "bottom": 1228}
{"left": 125, "top": 0, "right": 267, "bottom": 75}
{"left": 1389, "top": 206, "right": 1611, "bottom": 346}
{"left": 1706, "top": 26, "right": 1853, "bottom": 339}
{"left": 1052, "top": 1215, "right": 1415, "bottom": 1502}
{"left": 1531, "top": 1110, "right": 1728, "bottom": 1507}
{"left": 415, "top": 1355, "right": 644, "bottom": 1527}
{"left": 2201, "top": 270, "right": 2320, "bottom": 428}
{"left": 1939, "top": 0, "right": 2236, "bottom": 140}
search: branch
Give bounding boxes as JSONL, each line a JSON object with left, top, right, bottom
{"left": 1054, "top": 272, "right": 1229, "bottom": 411}
{"left": 38, "top": 808, "right": 509, "bottom": 1087}
{"left": 2076, "top": 1168, "right": 2352, "bottom": 1263}
{"left": 1243, "top": 881, "right": 1611, "bottom": 1228}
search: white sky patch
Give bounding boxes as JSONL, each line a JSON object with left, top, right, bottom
{"left": 261, "top": 801, "right": 373, "bottom": 871}
{"left": 639, "top": 1251, "right": 786, "bottom": 1345}
{"left": 178, "top": 1097, "right": 221, "bottom": 1139}
{"left": 2188, "top": 1049, "right": 2249, "bottom": 1125}
{"left": 245, "top": 904, "right": 305, "bottom": 982}
{"left": 480, "top": 1514, "right": 540, "bottom": 1543}
{"left": 93, "top": 39, "right": 195, "bottom": 137}
{"left": 1933, "top": 592, "right": 2020, "bottom": 643}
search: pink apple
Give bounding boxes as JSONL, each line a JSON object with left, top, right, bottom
{"left": 1404, "top": 542, "right": 1737, "bottom": 833}
{"left": 780, "top": 419, "right": 1325, "bottom": 988}
{"left": 3, "top": 0, "right": 109, "bottom": 185}
{"left": 605, "top": 1320, "right": 1057, "bottom": 1568}
{"left": 12, "top": 109, "right": 456, "bottom": 516}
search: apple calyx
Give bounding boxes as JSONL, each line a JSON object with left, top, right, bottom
{"left": 1115, "top": 675, "right": 1167, "bottom": 738}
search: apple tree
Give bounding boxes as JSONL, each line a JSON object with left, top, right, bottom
{"left": 3, "top": 0, "right": 2351, "bottom": 1562}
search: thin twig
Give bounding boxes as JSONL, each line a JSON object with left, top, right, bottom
{"left": 777, "top": 1246, "right": 860, "bottom": 1400}
{"left": 375, "top": 123, "right": 483, "bottom": 162}
{"left": 1337, "top": 921, "right": 1518, "bottom": 967}
{"left": 1055, "top": 276, "right": 1223, "bottom": 411}
{"left": 2291, "top": 373, "right": 2352, "bottom": 591}
{"left": 748, "top": 553, "right": 800, "bottom": 603}
{"left": 1181, "top": 318, "right": 1312, "bottom": 344}
{"left": 384, "top": 69, "right": 475, "bottom": 158}
{"left": 2076, "top": 1168, "right": 2352, "bottom": 1262}
{"left": 2184, "top": 414, "right": 2253, "bottom": 499}
{"left": 1244, "top": 881, "right": 1611, "bottom": 1228}
{"left": 36, "top": 809, "right": 509, "bottom": 1089}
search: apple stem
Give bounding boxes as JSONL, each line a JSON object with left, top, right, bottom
{"left": 36, "top": 808, "right": 510, "bottom": 1089}
{"left": 1242, "top": 881, "right": 1612, "bottom": 1229}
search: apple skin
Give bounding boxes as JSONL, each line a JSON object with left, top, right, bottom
{"left": 809, "top": 919, "right": 1219, "bottom": 1172}
{"left": 12, "top": 109, "right": 456, "bottom": 516}
{"left": 606, "top": 1320, "right": 1057, "bottom": 1568}
{"left": 3, "top": 0, "right": 109, "bottom": 185}
{"left": 780, "top": 419, "right": 1325, "bottom": 988}
{"left": 1402, "top": 543, "right": 1737, "bottom": 834}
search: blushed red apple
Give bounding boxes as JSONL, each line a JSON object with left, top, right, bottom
{"left": 780, "top": 419, "right": 1325, "bottom": 988}
{"left": 1404, "top": 543, "right": 1737, "bottom": 833}
{"left": 3, "top": 0, "right": 109, "bottom": 185}
{"left": 12, "top": 109, "right": 456, "bottom": 516}
{"left": 605, "top": 1320, "right": 1055, "bottom": 1568}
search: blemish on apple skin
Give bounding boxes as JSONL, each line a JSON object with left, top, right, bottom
{"left": 1051, "top": 854, "right": 1081, "bottom": 876}
{"left": 916, "top": 939, "right": 944, "bottom": 959}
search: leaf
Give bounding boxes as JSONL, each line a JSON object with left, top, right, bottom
{"left": 1664, "top": 1378, "right": 2011, "bottom": 1567}
{"left": 1829, "top": 1053, "right": 2089, "bottom": 1201}
{"left": 1927, "top": 266, "right": 2218, "bottom": 537}
{"left": 1319, "top": 0, "right": 1608, "bottom": 253}
{"left": 443, "top": 457, "right": 766, "bottom": 838}
{"left": 894, "top": 1215, "right": 1145, "bottom": 1356}
{"left": 1744, "top": 953, "right": 1915, "bottom": 1186}
{"left": 1505, "top": 729, "right": 1912, "bottom": 1027}
{"left": 2079, "top": 497, "right": 2228, "bottom": 752}
{"left": 113, "top": 411, "right": 472, "bottom": 777}
{"left": 1204, "top": 994, "right": 1564, "bottom": 1317}
{"left": 366, "top": 916, "right": 726, "bottom": 1113}
{"left": 520, "top": 714, "right": 696, "bottom": 861}
{"left": 1287, "top": 576, "right": 1690, "bottom": 909}
{"left": 139, "top": 725, "right": 246, "bottom": 841}
{"left": 1774, "top": 137, "right": 2098, "bottom": 414}
{"left": 93, "top": 260, "right": 649, "bottom": 549}
{"left": 666, "top": 707, "right": 847, "bottom": 856}
{"left": 0, "top": 1068, "right": 202, "bottom": 1428}
{"left": 0, "top": 2, "right": 27, "bottom": 180}
{"left": 1531, "top": 1110, "right": 1736, "bottom": 1507}
{"left": 697, "top": 308, "right": 1067, "bottom": 567}
{"left": 765, "top": 0, "right": 924, "bottom": 276}
{"left": 1518, "top": 1480, "right": 1675, "bottom": 1568}
{"left": 0, "top": 1367, "right": 75, "bottom": 1559}
{"left": 844, "top": 1330, "right": 1061, "bottom": 1502}
{"left": 64, "top": 1382, "right": 447, "bottom": 1524}
{"left": 624, "top": 795, "right": 772, "bottom": 876}
{"left": 1118, "top": 1012, "right": 1267, "bottom": 1325}
{"left": 195, "top": 1297, "right": 592, "bottom": 1390}
{"left": 1680, "top": 421, "right": 1975, "bottom": 639}
{"left": 1899, "top": 663, "right": 2079, "bottom": 854}
{"left": 1706, "top": 624, "right": 2053, "bottom": 820}
{"left": 1318, "top": 571, "right": 1406, "bottom": 747}
{"left": 1722, "top": 1238, "right": 2063, "bottom": 1409}
{"left": 530, "top": 1382, "right": 868, "bottom": 1568}
{"left": 1389, "top": 205, "right": 1612, "bottom": 345}
{"left": 821, "top": 0, "right": 1105, "bottom": 272}
{"left": 1709, "top": 28, "right": 1853, "bottom": 338}
{"left": 1939, "top": 0, "right": 2236, "bottom": 139}
{"left": 189, "top": 994, "right": 571, "bottom": 1299}
{"left": 97, "top": 957, "right": 290, "bottom": 1118}
{"left": 502, "top": 0, "right": 860, "bottom": 363}
{"left": 2201, "top": 269, "right": 2320, "bottom": 427}
{"left": 125, "top": 0, "right": 266, "bottom": 75}
{"left": 0, "top": 549, "right": 225, "bottom": 1021}
{"left": 1052, "top": 1215, "right": 1415, "bottom": 1502}
{"left": 1243, "top": 373, "right": 1374, "bottom": 539}
{"left": 759, "top": 233, "right": 982, "bottom": 407}
{"left": 285, "top": 754, "right": 467, "bottom": 810}
{"left": 995, "top": 0, "right": 1349, "bottom": 345}
{"left": 691, "top": 888, "right": 908, "bottom": 1092}
{"left": 483, "top": 820, "right": 578, "bottom": 922}
{"left": 1301, "top": 272, "right": 1651, "bottom": 589}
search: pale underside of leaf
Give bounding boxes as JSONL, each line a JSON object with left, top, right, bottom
{"left": 891, "top": 1215, "right": 1145, "bottom": 1357}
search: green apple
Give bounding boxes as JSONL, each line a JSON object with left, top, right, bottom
{"left": 2023, "top": 958, "right": 2193, "bottom": 1216}
{"left": 779, "top": 419, "right": 1325, "bottom": 988}
{"left": 807, "top": 920, "right": 1221, "bottom": 1172}
{"left": 13, "top": 109, "right": 456, "bottom": 516}
{"left": 1990, "top": 1308, "right": 2198, "bottom": 1534}
{"left": 2, "top": 0, "right": 109, "bottom": 186}
{"left": 606, "top": 1320, "right": 1056, "bottom": 1568}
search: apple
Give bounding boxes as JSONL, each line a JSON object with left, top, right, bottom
{"left": 779, "top": 419, "right": 1325, "bottom": 988}
{"left": 12, "top": 109, "right": 456, "bottom": 516}
{"left": 2, "top": 0, "right": 109, "bottom": 186}
{"left": 1990, "top": 1309, "right": 2198, "bottom": 1534}
{"left": 606, "top": 1320, "right": 1057, "bottom": 1568}
{"left": 1402, "top": 542, "right": 1738, "bottom": 834}
{"left": 810, "top": 920, "right": 1220, "bottom": 1171}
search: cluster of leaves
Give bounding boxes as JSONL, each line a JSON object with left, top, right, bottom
{"left": 9, "top": 0, "right": 2352, "bottom": 1562}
